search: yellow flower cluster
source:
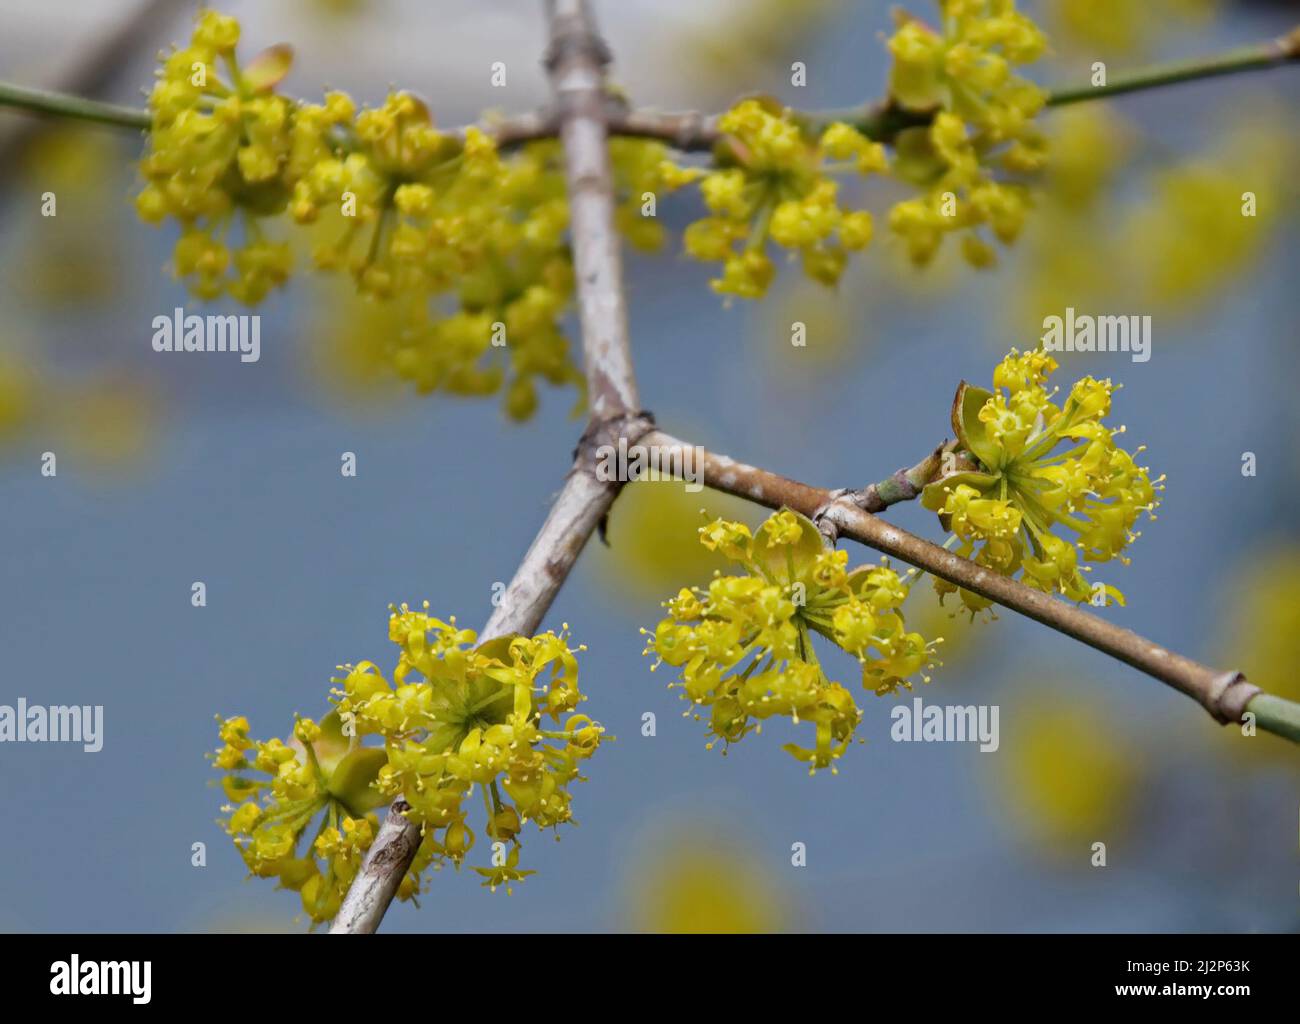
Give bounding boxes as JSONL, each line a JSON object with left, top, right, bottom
{"left": 922, "top": 349, "right": 1163, "bottom": 612}
{"left": 290, "top": 97, "right": 589, "bottom": 419}
{"left": 331, "top": 604, "right": 606, "bottom": 893}
{"left": 135, "top": 12, "right": 294, "bottom": 303}
{"left": 886, "top": 1, "right": 1048, "bottom": 267}
{"left": 211, "top": 710, "right": 394, "bottom": 926}
{"left": 135, "top": 13, "right": 695, "bottom": 419}
{"left": 643, "top": 510, "right": 935, "bottom": 774}
{"left": 611, "top": 137, "right": 701, "bottom": 252}
{"left": 680, "top": 99, "right": 886, "bottom": 300}
{"left": 136, "top": 8, "right": 1058, "bottom": 377}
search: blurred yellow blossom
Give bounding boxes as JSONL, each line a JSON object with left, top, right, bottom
{"left": 1216, "top": 544, "right": 1300, "bottom": 760}
{"left": 992, "top": 687, "right": 1140, "bottom": 855}
{"left": 1008, "top": 105, "right": 1293, "bottom": 337}
{"left": 20, "top": 128, "right": 135, "bottom": 305}
{"left": 1123, "top": 118, "right": 1289, "bottom": 309}
{"left": 625, "top": 830, "right": 791, "bottom": 933}
{"left": 1045, "top": 0, "right": 1218, "bottom": 57}
{"left": 886, "top": 0, "right": 1048, "bottom": 269}
{"left": 678, "top": 0, "right": 844, "bottom": 94}
{"left": 597, "top": 477, "right": 758, "bottom": 603}
{"left": 0, "top": 353, "right": 39, "bottom": 444}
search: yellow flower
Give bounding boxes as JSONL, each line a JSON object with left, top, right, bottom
{"left": 655, "top": 159, "right": 706, "bottom": 191}
{"left": 136, "top": 12, "right": 296, "bottom": 304}
{"left": 818, "top": 122, "right": 888, "bottom": 173}
{"left": 210, "top": 709, "right": 392, "bottom": 927}
{"left": 923, "top": 349, "right": 1162, "bottom": 611}
{"left": 678, "top": 101, "right": 884, "bottom": 299}
{"left": 136, "top": 13, "right": 593, "bottom": 419}
{"left": 700, "top": 169, "right": 752, "bottom": 219}
{"left": 644, "top": 509, "right": 937, "bottom": 773}
{"left": 885, "top": 2, "right": 1047, "bottom": 268}
{"left": 331, "top": 605, "right": 607, "bottom": 890}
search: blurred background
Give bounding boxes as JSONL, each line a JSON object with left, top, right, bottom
{"left": 0, "top": 0, "right": 1297, "bottom": 933}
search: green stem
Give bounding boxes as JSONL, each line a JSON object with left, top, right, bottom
{"left": 849, "top": 441, "right": 956, "bottom": 515}
{"left": 1047, "top": 28, "right": 1300, "bottom": 107}
{"left": 1245, "top": 693, "right": 1300, "bottom": 745}
{"left": 0, "top": 81, "right": 150, "bottom": 130}
{"left": 480, "top": 781, "right": 495, "bottom": 835}
{"left": 745, "top": 195, "right": 776, "bottom": 252}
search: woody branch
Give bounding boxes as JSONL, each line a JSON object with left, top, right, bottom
{"left": 639, "top": 429, "right": 1300, "bottom": 745}
{"left": 329, "top": 0, "right": 648, "bottom": 935}
{"left": 2, "top": 24, "right": 1296, "bottom": 142}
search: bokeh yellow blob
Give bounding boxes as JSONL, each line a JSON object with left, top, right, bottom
{"left": 0, "top": 353, "right": 39, "bottom": 443}
{"left": 1046, "top": 0, "right": 1218, "bottom": 56}
{"left": 678, "top": 0, "right": 843, "bottom": 96}
{"left": 1007, "top": 104, "right": 1294, "bottom": 343}
{"left": 991, "top": 685, "right": 1141, "bottom": 858}
{"left": 903, "top": 587, "right": 988, "bottom": 673}
{"left": 1124, "top": 118, "right": 1289, "bottom": 309}
{"left": 1215, "top": 543, "right": 1300, "bottom": 761}
{"left": 302, "top": 283, "right": 410, "bottom": 411}
{"left": 761, "top": 278, "right": 860, "bottom": 379}
{"left": 596, "top": 475, "right": 759, "bottom": 604}
{"left": 19, "top": 127, "right": 134, "bottom": 306}
{"left": 624, "top": 830, "right": 791, "bottom": 933}
{"left": 57, "top": 376, "right": 159, "bottom": 471}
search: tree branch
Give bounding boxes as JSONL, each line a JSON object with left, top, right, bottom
{"left": 640, "top": 429, "right": 1300, "bottom": 745}
{"left": 4, "top": 23, "right": 1296, "bottom": 149}
{"left": 330, "top": 0, "right": 649, "bottom": 934}
{"left": 327, "top": 438, "right": 646, "bottom": 934}
{"left": 840, "top": 439, "right": 962, "bottom": 514}
{"left": 4, "top": 0, "right": 1282, "bottom": 935}
{"left": 543, "top": 0, "right": 638, "bottom": 419}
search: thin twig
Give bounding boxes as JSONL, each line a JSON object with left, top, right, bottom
{"left": 640, "top": 429, "right": 1300, "bottom": 744}
{"left": 842, "top": 439, "right": 962, "bottom": 514}
{"left": 327, "top": 447, "right": 643, "bottom": 934}
{"left": 0, "top": 0, "right": 184, "bottom": 182}
{"left": 3, "top": 23, "right": 1296, "bottom": 149}
{"left": 329, "top": 0, "right": 649, "bottom": 934}
{"left": 0, "top": 81, "right": 150, "bottom": 130}
{"left": 1049, "top": 24, "right": 1300, "bottom": 106}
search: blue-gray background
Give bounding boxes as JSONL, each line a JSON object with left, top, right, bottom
{"left": 0, "top": 0, "right": 1296, "bottom": 932}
